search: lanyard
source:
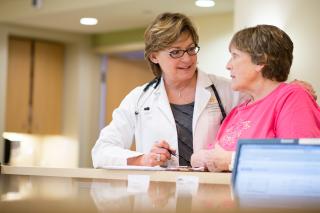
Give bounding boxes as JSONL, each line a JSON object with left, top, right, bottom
{"left": 210, "top": 84, "right": 226, "bottom": 124}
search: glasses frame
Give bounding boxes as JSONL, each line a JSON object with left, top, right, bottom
{"left": 168, "top": 46, "right": 200, "bottom": 59}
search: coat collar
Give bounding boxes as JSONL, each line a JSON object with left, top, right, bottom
{"left": 196, "top": 69, "right": 214, "bottom": 89}
{"left": 153, "top": 70, "right": 213, "bottom": 131}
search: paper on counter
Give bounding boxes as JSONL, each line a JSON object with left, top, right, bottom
{"left": 103, "top": 165, "right": 166, "bottom": 171}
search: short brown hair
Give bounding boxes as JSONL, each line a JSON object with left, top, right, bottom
{"left": 229, "top": 25, "right": 293, "bottom": 82}
{"left": 144, "top": 12, "right": 199, "bottom": 77}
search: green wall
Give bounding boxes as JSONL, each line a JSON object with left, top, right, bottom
{"left": 92, "top": 27, "right": 145, "bottom": 48}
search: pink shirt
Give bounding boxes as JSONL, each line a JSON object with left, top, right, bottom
{"left": 213, "top": 83, "right": 320, "bottom": 151}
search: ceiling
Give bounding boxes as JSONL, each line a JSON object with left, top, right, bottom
{"left": 0, "top": 0, "right": 234, "bottom": 34}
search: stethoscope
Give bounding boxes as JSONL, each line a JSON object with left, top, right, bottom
{"left": 134, "top": 76, "right": 226, "bottom": 123}
{"left": 134, "top": 77, "right": 161, "bottom": 115}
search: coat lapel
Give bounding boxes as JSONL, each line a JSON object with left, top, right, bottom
{"left": 154, "top": 78, "right": 176, "bottom": 127}
{"left": 192, "top": 71, "right": 212, "bottom": 135}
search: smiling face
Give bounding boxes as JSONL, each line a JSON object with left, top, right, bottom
{"left": 148, "top": 33, "right": 198, "bottom": 83}
{"left": 226, "top": 45, "right": 264, "bottom": 92}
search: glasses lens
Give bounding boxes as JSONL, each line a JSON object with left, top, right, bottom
{"left": 169, "top": 50, "right": 184, "bottom": 58}
{"left": 187, "top": 46, "right": 199, "bottom": 55}
{"left": 168, "top": 46, "right": 200, "bottom": 58}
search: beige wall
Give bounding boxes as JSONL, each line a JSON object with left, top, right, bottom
{"left": 0, "top": 26, "right": 8, "bottom": 162}
{"left": 195, "top": 13, "right": 233, "bottom": 78}
{"left": 74, "top": 43, "right": 101, "bottom": 167}
{"left": 234, "top": 0, "right": 320, "bottom": 104}
{"left": 0, "top": 24, "right": 101, "bottom": 167}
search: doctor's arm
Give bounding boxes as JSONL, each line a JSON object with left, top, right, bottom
{"left": 92, "top": 88, "right": 145, "bottom": 168}
{"left": 91, "top": 86, "right": 174, "bottom": 168}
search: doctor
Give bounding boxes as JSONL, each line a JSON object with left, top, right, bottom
{"left": 92, "top": 12, "right": 239, "bottom": 168}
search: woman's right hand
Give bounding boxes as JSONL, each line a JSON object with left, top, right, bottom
{"left": 128, "top": 140, "right": 175, "bottom": 166}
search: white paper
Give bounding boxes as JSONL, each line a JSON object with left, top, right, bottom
{"left": 103, "top": 165, "right": 166, "bottom": 171}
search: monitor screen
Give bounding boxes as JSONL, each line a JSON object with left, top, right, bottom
{"left": 232, "top": 139, "right": 320, "bottom": 209}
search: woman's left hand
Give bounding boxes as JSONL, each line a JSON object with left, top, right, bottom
{"left": 206, "top": 145, "right": 232, "bottom": 172}
{"left": 191, "top": 149, "right": 212, "bottom": 169}
{"left": 191, "top": 146, "right": 232, "bottom": 172}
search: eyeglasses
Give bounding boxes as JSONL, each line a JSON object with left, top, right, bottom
{"left": 168, "top": 46, "right": 200, "bottom": 59}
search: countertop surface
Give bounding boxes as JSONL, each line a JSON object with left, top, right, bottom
{"left": 0, "top": 165, "right": 319, "bottom": 213}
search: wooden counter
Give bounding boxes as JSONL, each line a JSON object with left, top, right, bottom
{"left": 1, "top": 165, "right": 231, "bottom": 184}
{"left": 0, "top": 165, "right": 318, "bottom": 213}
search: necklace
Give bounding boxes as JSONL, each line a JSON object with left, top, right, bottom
{"left": 165, "top": 75, "right": 196, "bottom": 99}
{"left": 177, "top": 79, "right": 194, "bottom": 98}
{"left": 178, "top": 86, "right": 188, "bottom": 98}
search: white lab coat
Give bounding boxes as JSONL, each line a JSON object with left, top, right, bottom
{"left": 92, "top": 70, "right": 240, "bottom": 168}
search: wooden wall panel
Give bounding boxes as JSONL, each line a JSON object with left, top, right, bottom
{"left": 32, "top": 41, "right": 64, "bottom": 134}
{"left": 5, "top": 38, "right": 31, "bottom": 133}
{"left": 105, "top": 56, "right": 153, "bottom": 124}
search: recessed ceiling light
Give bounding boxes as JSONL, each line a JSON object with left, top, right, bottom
{"left": 80, "top": 17, "right": 98, "bottom": 26}
{"left": 32, "top": 0, "right": 43, "bottom": 9}
{"left": 195, "top": 0, "right": 215, "bottom": 7}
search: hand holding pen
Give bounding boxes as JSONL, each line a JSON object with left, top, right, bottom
{"left": 130, "top": 140, "right": 176, "bottom": 166}
{"left": 137, "top": 140, "right": 195, "bottom": 168}
{"left": 150, "top": 140, "right": 176, "bottom": 164}
{"left": 153, "top": 140, "right": 191, "bottom": 162}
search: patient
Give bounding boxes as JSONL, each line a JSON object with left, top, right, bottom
{"left": 191, "top": 24, "right": 320, "bottom": 172}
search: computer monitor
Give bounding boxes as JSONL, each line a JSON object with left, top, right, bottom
{"left": 232, "top": 138, "right": 320, "bottom": 209}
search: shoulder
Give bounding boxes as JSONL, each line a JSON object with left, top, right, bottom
{"left": 198, "top": 69, "right": 240, "bottom": 109}
{"left": 206, "top": 72, "right": 231, "bottom": 86}
{"left": 127, "top": 84, "right": 145, "bottom": 97}
{"left": 277, "top": 83, "right": 313, "bottom": 100}
{"left": 120, "top": 82, "right": 149, "bottom": 105}
{"left": 273, "top": 83, "right": 319, "bottom": 111}
{"left": 197, "top": 70, "right": 231, "bottom": 87}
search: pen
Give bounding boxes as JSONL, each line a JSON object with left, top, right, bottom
{"left": 165, "top": 147, "right": 191, "bottom": 164}
{"left": 167, "top": 148, "right": 178, "bottom": 157}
